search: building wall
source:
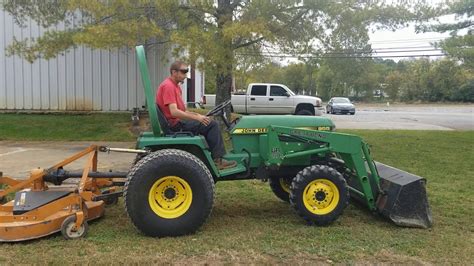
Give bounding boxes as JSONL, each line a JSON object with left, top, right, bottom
{"left": 0, "top": 9, "right": 202, "bottom": 111}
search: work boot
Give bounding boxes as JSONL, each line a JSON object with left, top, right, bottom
{"left": 214, "top": 158, "right": 237, "bottom": 170}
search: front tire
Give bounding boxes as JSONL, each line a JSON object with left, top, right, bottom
{"left": 125, "top": 149, "right": 214, "bottom": 237}
{"left": 296, "top": 109, "right": 314, "bottom": 116}
{"left": 269, "top": 176, "right": 293, "bottom": 202}
{"left": 290, "top": 165, "right": 349, "bottom": 226}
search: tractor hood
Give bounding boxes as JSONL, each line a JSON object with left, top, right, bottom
{"left": 232, "top": 115, "right": 335, "bottom": 134}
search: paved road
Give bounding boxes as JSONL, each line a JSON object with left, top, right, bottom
{"left": 325, "top": 105, "right": 474, "bottom": 130}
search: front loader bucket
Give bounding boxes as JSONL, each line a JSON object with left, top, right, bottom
{"left": 375, "top": 162, "right": 433, "bottom": 229}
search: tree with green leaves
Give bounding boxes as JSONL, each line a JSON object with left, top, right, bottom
{"left": 315, "top": 64, "right": 335, "bottom": 100}
{"left": 417, "top": 0, "right": 473, "bottom": 67}
{"left": 385, "top": 58, "right": 473, "bottom": 102}
{"left": 3, "top": 0, "right": 437, "bottom": 107}
{"left": 384, "top": 70, "right": 403, "bottom": 100}
{"left": 283, "top": 63, "right": 306, "bottom": 94}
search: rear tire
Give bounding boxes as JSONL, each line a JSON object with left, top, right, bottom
{"left": 132, "top": 153, "right": 147, "bottom": 166}
{"left": 269, "top": 177, "right": 292, "bottom": 202}
{"left": 125, "top": 149, "right": 214, "bottom": 237}
{"left": 290, "top": 165, "right": 349, "bottom": 226}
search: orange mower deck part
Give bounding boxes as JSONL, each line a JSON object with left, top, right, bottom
{"left": 0, "top": 145, "right": 126, "bottom": 242}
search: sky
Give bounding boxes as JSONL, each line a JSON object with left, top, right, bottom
{"left": 368, "top": 14, "right": 458, "bottom": 61}
{"left": 275, "top": 14, "right": 459, "bottom": 65}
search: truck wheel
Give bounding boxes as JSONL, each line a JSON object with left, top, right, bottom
{"left": 296, "top": 109, "right": 313, "bottom": 116}
{"left": 269, "top": 177, "right": 293, "bottom": 202}
{"left": 290, "top": 165, "right": 349, "bottom": 226}
{"left": 124, "top": 149, "right": 214, "bottom": 237}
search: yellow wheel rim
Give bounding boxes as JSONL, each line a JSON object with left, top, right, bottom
{"left": 279, "top": 178, "right": 291, "bottom": 193}
{"left": 302, "top": 179, "right": 339, "bottom": 215}
{"left": 148, "top": 176, "right": 193, "bottom": 219}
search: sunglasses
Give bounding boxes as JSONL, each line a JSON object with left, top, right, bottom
{"left": 176, "top": 68, "right": 189, "bottom": 74}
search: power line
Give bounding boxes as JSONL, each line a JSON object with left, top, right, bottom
{"left": 370, "top": 45, "right": 436, "bottom": 50}
{"left": 241, "top": 49, "right": 445, "bottom": 56}
{"left": 373, "top": 49, "right": 442, "bottom": 54}
{"left": 369, "top": 37, "right": 447, "bottom": 44}
{"left": 236, "top": 53, "right": 447, "bottom": 59}
{"left": 256, "top": 49, "right": 443, "bottom": 55}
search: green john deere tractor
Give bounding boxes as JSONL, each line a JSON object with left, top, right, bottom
{"left": 124, "top": 46, "right": 432, "bottom": 237}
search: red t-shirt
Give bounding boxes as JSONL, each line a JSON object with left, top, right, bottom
{"left": 156, "top": 77, "right": 186, "bottom": 127}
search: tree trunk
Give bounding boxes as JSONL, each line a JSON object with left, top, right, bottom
{"left": 215, "top": 65, "right": 232, "bottom": 106}
{"left": 215, "top": 0, "right": 234, "bottom": 119}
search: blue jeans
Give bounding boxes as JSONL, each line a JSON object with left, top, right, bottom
{"left": 171, "top": 120, "right": 226, "bottom": 159}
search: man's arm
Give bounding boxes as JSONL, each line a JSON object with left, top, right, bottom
{"left": 169, "top": 103, "right": 211, "bottom": 126}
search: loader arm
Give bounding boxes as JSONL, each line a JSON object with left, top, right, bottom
{"left": 264, "top": 125, "right": 432, "bottom": 228}
{"left": 265, "top": 125, "right": 380, "bottom": 210}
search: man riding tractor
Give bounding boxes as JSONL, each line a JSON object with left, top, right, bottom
{"left": 156, "top": 61, "right": 237, "bottom": 170}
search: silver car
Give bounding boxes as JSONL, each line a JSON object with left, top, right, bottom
{"left": 326, "top": 97, "right": 355, "bottom": 115}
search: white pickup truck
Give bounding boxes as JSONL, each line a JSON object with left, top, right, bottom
{"left": 203, "top": 83, "right": 324, "bottom": 116}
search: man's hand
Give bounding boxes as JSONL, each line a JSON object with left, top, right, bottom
{"left": 169, "top": 103, "right": 211, "bottom": 125}
{"left": 196, "top": 114, "right": 211, "bottom": 126}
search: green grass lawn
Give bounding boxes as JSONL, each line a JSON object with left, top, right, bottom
{"left": 0, "top": 113, "right": 135, "bottom": 141}
{"left": 0, "top": 114, "right": 472, "bottom": 263}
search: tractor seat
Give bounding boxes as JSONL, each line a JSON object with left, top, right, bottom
{"left": 156, "top": 105, "right": 194, "bottom": 137}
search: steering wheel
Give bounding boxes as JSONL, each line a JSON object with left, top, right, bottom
{"left": 206, "top": 100, "right": 232, "bottom": 116}
{"left": 205, "top": 100, "right": 234, "bottom": 130}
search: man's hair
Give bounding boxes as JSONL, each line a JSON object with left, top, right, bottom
{"left": 170, "top": 61, "right": 187, "bottom": 74}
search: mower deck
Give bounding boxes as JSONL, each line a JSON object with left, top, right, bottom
{"left": 0, "top": 145, "right": 126, "bottom": 242}
{"left": 0, "top": 198, "right": 104, "bottom": 242}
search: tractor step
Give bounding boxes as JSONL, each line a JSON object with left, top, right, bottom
{"left": 375, "top": 162, "right": 433, "bottom": 228}
{"left": 218, "top": 163, "right": 247, "bottom": 176}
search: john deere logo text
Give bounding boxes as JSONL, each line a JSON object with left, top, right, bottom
{"left": 233, "top": 128, "right": 268, "bottom": 134}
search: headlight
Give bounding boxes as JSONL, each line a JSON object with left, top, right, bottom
{"left": 315, "top": 98, "right": 322, "bottom": 107}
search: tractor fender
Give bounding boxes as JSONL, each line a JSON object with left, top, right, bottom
{"left": 141, "top": 144, "right": 218, "bottom": 179}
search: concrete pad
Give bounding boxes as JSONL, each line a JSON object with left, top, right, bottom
{"left": 0, "top": 141, "right": 136, "bottom": 179}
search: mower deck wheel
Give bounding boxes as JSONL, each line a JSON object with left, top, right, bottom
{"left": 61, "top": 215, "right": 89, "bottom": 240}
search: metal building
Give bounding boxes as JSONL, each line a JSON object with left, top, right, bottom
{"left": 0, "top": 9, "right": 204, "bottom": 111}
